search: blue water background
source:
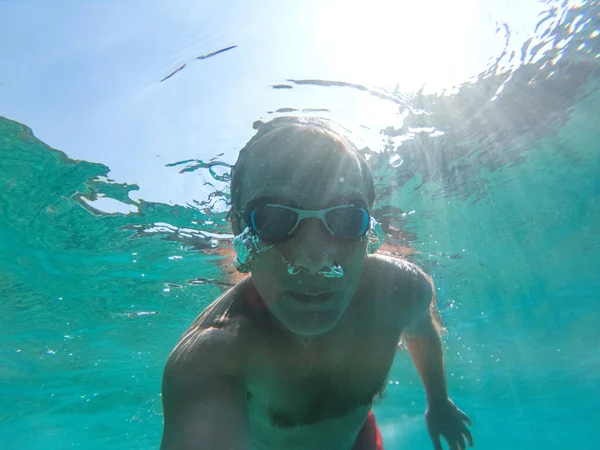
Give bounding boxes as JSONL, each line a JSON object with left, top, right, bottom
{"left": 1, "top": 1, "right": 599, "bottom": 449}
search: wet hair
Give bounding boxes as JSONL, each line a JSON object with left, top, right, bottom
{"left": 229, "top": 117, "right": 375, "bottom": 232}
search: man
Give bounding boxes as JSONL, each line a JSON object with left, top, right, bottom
{"left": 160, "top": 117, "right": 473, "bottom": 450}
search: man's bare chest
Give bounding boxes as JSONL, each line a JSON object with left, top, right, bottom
{"left": 245, "top": 333, "right": 396, "bottom": 428}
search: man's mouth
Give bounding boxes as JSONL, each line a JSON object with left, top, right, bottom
{"left": 291, "top": 292, "right": 331, "bottom": 302}
{"left": 287, "top": 291, "right": 336, "bottom": 309}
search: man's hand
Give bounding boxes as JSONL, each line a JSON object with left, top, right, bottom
{"left": 425, "top": 397, "right": 473, "bottom": 450}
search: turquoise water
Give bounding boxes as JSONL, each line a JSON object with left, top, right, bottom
{"left": 1, "top": 1, "right": 599, "bottom": 449}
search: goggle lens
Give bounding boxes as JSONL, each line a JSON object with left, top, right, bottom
{"left": 325, "top": 207, "right": 369, "bottom": 238}
{"left": 250, "top": 205, "right": 298, "bottom": 240}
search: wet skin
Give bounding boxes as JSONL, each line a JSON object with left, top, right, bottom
{"left": 160, "top": 130, "right": 473, "bottom": 450}
{"left": 236, "top": 141, "right": 371, "bottom": 337}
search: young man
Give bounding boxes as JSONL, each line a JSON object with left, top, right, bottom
{"left": 160, "top": 118, "right": 474, "bottom": 450}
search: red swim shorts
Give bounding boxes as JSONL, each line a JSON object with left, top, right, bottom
{"left": 352, "top": 410, "right": 384, "bottom": 450}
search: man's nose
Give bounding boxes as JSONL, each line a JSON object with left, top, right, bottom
{"left": 285, "top": 219, "right": 334, "bottom": 273}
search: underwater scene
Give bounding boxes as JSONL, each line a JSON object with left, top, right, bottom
{"left": 1, "top": 1, "right": 599, "bottom": 449}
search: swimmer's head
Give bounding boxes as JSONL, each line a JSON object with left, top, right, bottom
{"left": 229, "top": 117, "right": 376, "bottom": 336}
{"left": 230, "top": 117, "right": 376, "bottom": 233}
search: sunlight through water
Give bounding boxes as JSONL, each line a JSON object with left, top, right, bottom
{"left": 1, "top": 0, "right": 599, "bottom": 448}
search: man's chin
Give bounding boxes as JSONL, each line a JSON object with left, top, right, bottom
{"left": 284, "top": 318, "right": 338, "bottom": 337}
{"left": 273, "top": 296, "right": 347, "bottom": 336}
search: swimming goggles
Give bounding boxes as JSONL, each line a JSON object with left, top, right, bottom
{"left": 245, "top": 203, "right": 371, "bottom": 242}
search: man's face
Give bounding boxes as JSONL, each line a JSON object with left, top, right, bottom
{"left": 238, "top": 138, "right": 369, "bottom": 336}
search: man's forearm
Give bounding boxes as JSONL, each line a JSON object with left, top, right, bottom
{"left": 404, "top": 317, "right": 449, "bottom": 406}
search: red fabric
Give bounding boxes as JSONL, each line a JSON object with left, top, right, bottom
{"left": 352, "top": 411, "right": 384, "bottom": 450}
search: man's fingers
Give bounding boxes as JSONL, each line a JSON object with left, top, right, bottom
{"left": 430, "top": 432, "right": 443, "bottom": 450}
{"left": 460, "top": 411, "right": 472, "bottom": 427}
{"left": 448, "top": 439, "right": 459, "bottom": 450}
{"left": 463, "top": 427, "right": 474, "bottom": 447}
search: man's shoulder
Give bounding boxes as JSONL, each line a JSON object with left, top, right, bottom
{"left": 363, "top": 253, "right": 430, "bottom": 288}
{"left": 164, "top": 280, "right": 252, "bottom": 382}
{"left": 361, "top": 253, "right": 434, "bottom": 313}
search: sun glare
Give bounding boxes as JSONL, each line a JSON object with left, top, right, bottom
{"left": 314, "top": 0, "right": 492, "bottom": 93}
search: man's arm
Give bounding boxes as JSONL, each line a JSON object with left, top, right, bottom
{"left": 401, "top": 270, "right": 448, "bottom": 406}
{"left": 403, "top": 313, "right": 448, "bottom": 406}
{"left": 160, "top": 329, "right": 250, "bottom": 450}
{"left": 401, "top": 269, "right": 474, "bottom": 449}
